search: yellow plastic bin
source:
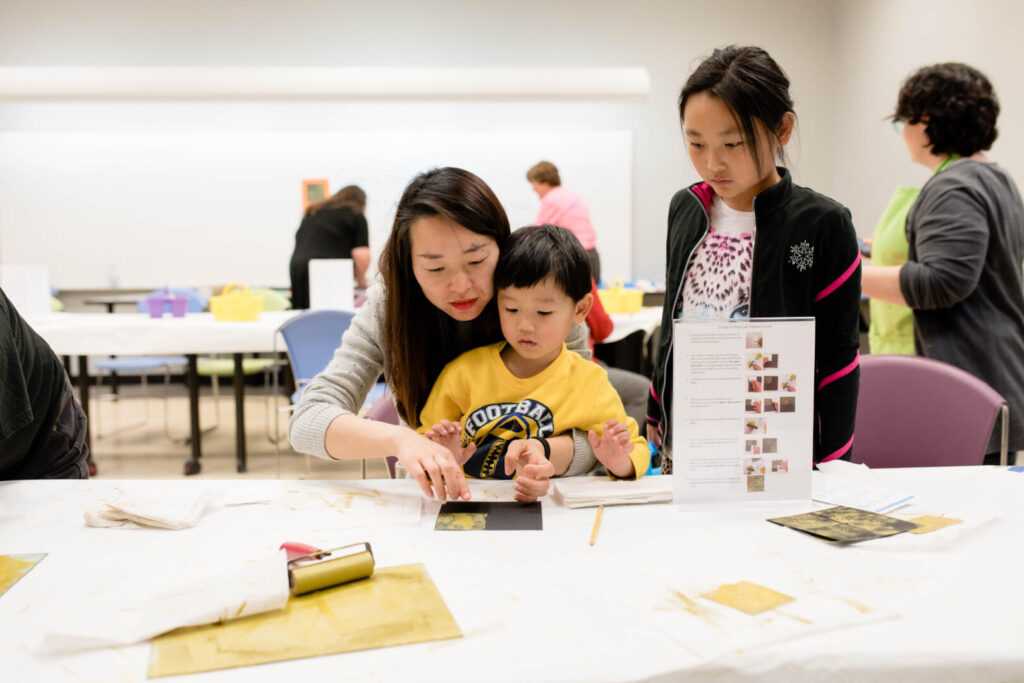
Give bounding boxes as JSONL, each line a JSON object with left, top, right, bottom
{"left": 210, "top": 284, "right": 264, "bottom": 322}
{"left": 598, "top": 285, "right": 643, "bottom": 314}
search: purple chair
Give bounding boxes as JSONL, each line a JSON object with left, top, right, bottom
{"left": 853, "top": 355, "right": 1008, "bottom": 467}
{"left": 364, "top": 389, "right": 401, "bottom": 478}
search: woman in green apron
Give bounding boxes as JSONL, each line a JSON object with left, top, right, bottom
{"left": 868, "top": 156, "right": 956, "bottom": 355}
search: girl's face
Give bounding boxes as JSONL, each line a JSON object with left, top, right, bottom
{"left": 682, "top": 91, "right": 792, "bottom": 211}
{"left": 409, "top": 215, "right": 499, "bottom": 322}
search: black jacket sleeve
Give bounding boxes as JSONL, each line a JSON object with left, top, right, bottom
{"left": 812, "top": 208, "right": 861, "bottom": 462}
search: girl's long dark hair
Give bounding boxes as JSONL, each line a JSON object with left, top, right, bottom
{"left": 379, "top": 167, "right": 509, "bottom": 424}
{"left": 679, "top": 45, "right": 795, "bottom": 172}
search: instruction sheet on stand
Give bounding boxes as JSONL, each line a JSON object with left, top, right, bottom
{"left": 673, "top": 318, "right": 815, "bottom": 503}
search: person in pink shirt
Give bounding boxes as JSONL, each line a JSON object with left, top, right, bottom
{"left": 527, "top": 161, "right": 602, "bottom": 283}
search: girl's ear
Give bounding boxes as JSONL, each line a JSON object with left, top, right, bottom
{"left": 574, "top": 293, "right": 594, "bottom": 323}
{"left": 777, "top": 112, "right": 796, "bottom": 146}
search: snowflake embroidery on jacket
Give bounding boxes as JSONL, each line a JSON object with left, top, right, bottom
{"left": 789, "top": 241, "right": 814, "bottom": 272}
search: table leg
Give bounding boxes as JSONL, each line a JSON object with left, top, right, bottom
{"left": 106, "top": 303, "right": 119, "bottom": 397}
{"left": 234, "top": 353, "right": 247, "bottom": 473}
{"left": 184, "top": 354, "right": 202, "bottom": 475}
{"left": 77, "top": 355, "right": 96, "bottom": 477}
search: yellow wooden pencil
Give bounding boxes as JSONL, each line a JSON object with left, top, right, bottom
{"left": 589, "top": 505, "right": 604, "bottom": 546}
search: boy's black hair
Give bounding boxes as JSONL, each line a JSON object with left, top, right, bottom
{"left": 893, "top": 62, "right": 999, "bottom": 157}
{"left": 678, "top": 45, "right": 795, "bottom": 173}
{"left": 494, "top": 224, "right": 592, "bottom": 302}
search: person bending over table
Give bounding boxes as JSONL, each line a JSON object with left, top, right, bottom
{"left": 289, "top": 184, "right": 372, "bottom": 309}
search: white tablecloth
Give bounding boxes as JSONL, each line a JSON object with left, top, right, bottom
{"left": 606, "top": 306, "right": 662, "bottom": 344}
{"left": 1, "top": 467, "right": 1022, "bottom": 682}
{"left": 26, "top": 311, "right": 304, "bottom": 356}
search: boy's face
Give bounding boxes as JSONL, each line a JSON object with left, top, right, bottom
{"left": 498, "top": 278, "right": 592, "bottom": 364}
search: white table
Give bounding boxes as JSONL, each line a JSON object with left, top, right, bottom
{"left": 2, "top": 468, "right": 1022, "bottom": 682}
{"left": 606, "top": 306, "right": 662, "bottom": 344}
{"left": 27, "top": 311, "right": 303, "bottom": 474}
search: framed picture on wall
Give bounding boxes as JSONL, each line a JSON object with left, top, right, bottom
{"left": 302, "top": 179, "right": 329, "bottom": 210}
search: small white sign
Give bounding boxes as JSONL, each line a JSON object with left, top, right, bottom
{"left": 673, "top": 317, "right": 815, "bottom": 503}
{"left": 309, "top": 258, "right": 354, "bottom": 312}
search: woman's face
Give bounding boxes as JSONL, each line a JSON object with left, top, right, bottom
{"left": 409, "top": 215, "right": 499, "bottom": 322}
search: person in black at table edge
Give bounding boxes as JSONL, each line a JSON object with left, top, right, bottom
{"left": 1, "top": 287, "right": 90, "bottom": 479}
{"left": 289, "top": 184, "right": 371, "bottom": 309}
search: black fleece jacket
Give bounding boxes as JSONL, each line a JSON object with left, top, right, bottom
{"left": 647, "top": 169, "right": 862, "bottom": 468}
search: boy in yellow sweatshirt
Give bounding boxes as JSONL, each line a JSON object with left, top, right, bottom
{"left": 418, "top": 224, "right": 649, "bottom": 484}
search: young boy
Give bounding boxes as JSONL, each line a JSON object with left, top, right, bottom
{"left": 417, "top": 224, "right": 649, "bottom": 483}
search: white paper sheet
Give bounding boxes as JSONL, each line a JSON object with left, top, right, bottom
{"left": 83, "top": 488, "right": 216, "bottom": 529}
{"left": 36, "top": 548, "right": 289, "bottom": 653}
{"left": 553, "top": 475, "right": 672, "bottom": 508}
{"left": 652, "top": 580, "right": 894, "bottom": 663}
{"left": 813, "top": 460, "right": 914, "bottom": 513}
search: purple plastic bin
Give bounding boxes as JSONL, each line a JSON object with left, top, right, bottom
{"left": 144, "top": 294, "right": 188, "bottom": 318}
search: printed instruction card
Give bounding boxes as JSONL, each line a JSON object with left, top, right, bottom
{"left": 673, "top": 318, "right": 814, "bottom": 503}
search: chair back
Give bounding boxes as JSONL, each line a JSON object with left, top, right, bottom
{"left": 853, "top": 354, "right": 1007, "bottom": 467}
{"left": 278, "top": 309, "right": 355, "bottom": 384}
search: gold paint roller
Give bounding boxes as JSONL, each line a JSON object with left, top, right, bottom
{"left": 286, "top": 542, "right": 375, "bottom": 596}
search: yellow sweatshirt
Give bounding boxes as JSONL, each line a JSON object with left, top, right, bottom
{"left": 418, "top": 342, "right": 648, "bottom": 479}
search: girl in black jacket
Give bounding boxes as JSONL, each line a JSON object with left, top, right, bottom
{"left": 648, "top": 46, "right": 861, "bottom": 471}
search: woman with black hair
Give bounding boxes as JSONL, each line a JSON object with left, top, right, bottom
{"left": 289, "top": 168, "right": 599, "bottom": 501}
{"left": 863, "top": 62, "right": 1024, "bottom": 461}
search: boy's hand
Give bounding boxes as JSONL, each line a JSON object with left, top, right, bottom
{"left": 423, "top": 420, "right": 477, "bottom": 466}
{"left": 588, "top": 420, "right": 636, "bottom": 478}
{"left": 504, "top": 439, "right": 555, "bottom": 502}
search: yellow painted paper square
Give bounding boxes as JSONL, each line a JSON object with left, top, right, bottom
{"left": 702, "top": 581, "right": 794, "bottom": 615}
{"left": 908, "top": 515, "right": 962, "bottom": 535}
{"left": 436, "top": 512, "right": 487, "bottom": 530}
{"left": 0, "top": 554, "right": 45, "bottom": 597}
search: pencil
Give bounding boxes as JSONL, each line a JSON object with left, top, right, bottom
{"left": 589, "top": 505, "right": 604, "bottom": 546}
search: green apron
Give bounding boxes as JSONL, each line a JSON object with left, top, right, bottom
{"left": 868, "top": 157, "right": 957, "bottom": 355}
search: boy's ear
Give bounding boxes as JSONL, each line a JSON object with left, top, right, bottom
{"left": 574, "top": 293, "right": 593, "bottom": 323}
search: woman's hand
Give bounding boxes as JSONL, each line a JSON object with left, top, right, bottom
{"left": 394, "top": 431, "right": 471, "bottom": 501}
{"left": 504, "top": 439, "right": 555, "bottom": 502}
{"left": 423, "top": 420, "right": 478, "bottom": 466}
{"left": 588, "top": 420, "right": 636, "bottom": 478}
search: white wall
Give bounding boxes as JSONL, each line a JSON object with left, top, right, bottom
{"left": 831, "top": 0, "right": 1024, "bottom": 236}
{"left": 0, "top": 0, "right": 839, "bottom": 285}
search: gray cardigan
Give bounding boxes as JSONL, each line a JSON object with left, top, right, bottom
{"left": 289, "top": 284, "right": 598, "bottom": 474}
{"left": 900, "top": 159, "right": 1024, "bottom": 452}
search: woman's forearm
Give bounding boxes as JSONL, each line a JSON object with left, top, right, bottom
{"left": 324, "top": 413, "right": 412, "bottom": 460}
{"left": 862, "top": 264, "right": 908, "bottom": 306}
{"left": 547, "top": 435, "right": 574, "bottom": 476}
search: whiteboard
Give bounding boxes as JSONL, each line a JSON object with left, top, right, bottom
{"left": 0, "top": 130, "right": 632, "bottom": 290}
